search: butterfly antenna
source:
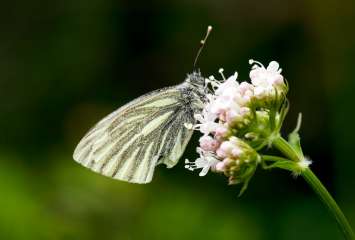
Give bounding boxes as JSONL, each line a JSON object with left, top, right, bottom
{"left": 193, "top": 25, "right": 213, "bottom": 70}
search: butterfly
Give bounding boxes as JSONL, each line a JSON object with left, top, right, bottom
{"left": 73, "top": 26, "right": 212, "bottom": 184}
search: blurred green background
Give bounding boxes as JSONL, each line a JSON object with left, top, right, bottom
{"left": 1, "top": 0, "right": 355, "bottom": 239}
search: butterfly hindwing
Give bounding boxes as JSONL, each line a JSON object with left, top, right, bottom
{"left": 73, "top": 85, "right": 195, "bottom": 183}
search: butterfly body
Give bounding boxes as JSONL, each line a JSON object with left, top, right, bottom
{"left": 73, "top": 72, "right": 206, "bottom": 183}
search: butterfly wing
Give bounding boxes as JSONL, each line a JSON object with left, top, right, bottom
{"left": 73, "top": 85, "right": 195, "bottom": 184}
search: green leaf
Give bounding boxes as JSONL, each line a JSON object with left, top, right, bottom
{"left": 237, "top": 165, "right": 257, "bottom": 197}
{"left": 288, "top": 113, "right": 303, "bottom": 156}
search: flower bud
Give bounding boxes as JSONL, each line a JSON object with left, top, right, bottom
{"left": 199, "top": 135, "right": 220, "bottom": 152}
{"left": 216, "top": 137, "right": 258, "bottom": 169}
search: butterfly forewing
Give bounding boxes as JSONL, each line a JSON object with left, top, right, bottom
{"left": 73, "top": 84, "right": 196, "bottom": 184}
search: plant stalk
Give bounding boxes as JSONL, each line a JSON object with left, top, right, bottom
{"left": 272, "top": 136, "right": 355, "bottom": 240}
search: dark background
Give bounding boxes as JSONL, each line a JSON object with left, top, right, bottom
{"left": 1, "top": 0, "right": 355, "bottom": 239}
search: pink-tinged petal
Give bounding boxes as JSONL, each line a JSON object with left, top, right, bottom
{"left": 215, "top": 77, "right": 239, "bottom": 96}
{"left": 199, "top": 135, "right": 220, "bottom": 152}
{"left": 215, "top": 161, "right": 226, "bottom": 172}
{"left": 226, "top": 109, "right": 240, "bottom": 124}
{"left": 199, "top": 166, "right": 210, "bottom": 176}
{"left": 270, "top": 74, "right": 284, "bottom": 85}
{"left": 238, "top": 82, "right": 254, "bottom": 95}
{"left": 240, "top": 107, "right": 250, "bottom": 116}
{"left": 267, "top": 61, "right": 279, "bottom": 72}
{"left": 218, "top": 141, "right": 235, "bottom": 157}
{"left": 215, "top": 125, "right": 228, "bottom": 137}
{"left": 231, "top": 148, "right": 242, "bottom": 157}
{"left": 216, "top": 148, "right": 227, "bottom": 158}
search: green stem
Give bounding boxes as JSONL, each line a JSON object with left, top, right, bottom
{"left": 272, "top": 135, "right": 300, "bottom": 162}
{"left": 303, "top": 168, "right": 355, "bottom": 239}
{"left": 261, "top": 155, "right": 290, "bottom": 162}
{"left": 272, "top": 136, "right": 355, "bottom": 240}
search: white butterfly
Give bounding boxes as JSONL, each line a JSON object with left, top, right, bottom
{"left": 73, "top": 73, "right": 206, "bottom": 183}
{"left": 73, "top": 26, "right": 213, "bottom": 184}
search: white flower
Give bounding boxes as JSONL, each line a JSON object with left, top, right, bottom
{"left": 186, "top": 60, "right": 289, "bottom": 191}
{"left": 249, "top": 60, "right": 285, "bottom": 99}
{"left": 237, "top": 82, "right": 254, "bottom": 105}
{"left": 194, "top": 101, "right": 219, "bottom": 135}
{"left": 215, "top": 72, "right": 239, "bottom": 96}
{"left": 210, "top": 97, "right": 240, "bottom": 122}
{"left": 185, "top": 148, "right": 220, "bottom": 176}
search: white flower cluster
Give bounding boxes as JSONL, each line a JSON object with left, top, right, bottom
{"left": 249, "top": 60, "right": 285, "bottom": 99}
{"left": 186, "top": 60, "right": 287, "bottom": 185}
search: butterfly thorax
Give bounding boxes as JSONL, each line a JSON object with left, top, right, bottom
{"left": 179, "top": 71, "right": 207, "bottom": 113}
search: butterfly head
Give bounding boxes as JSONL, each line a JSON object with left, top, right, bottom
{"left": 186, "top": 70, "right": 205, "bottom": 88}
